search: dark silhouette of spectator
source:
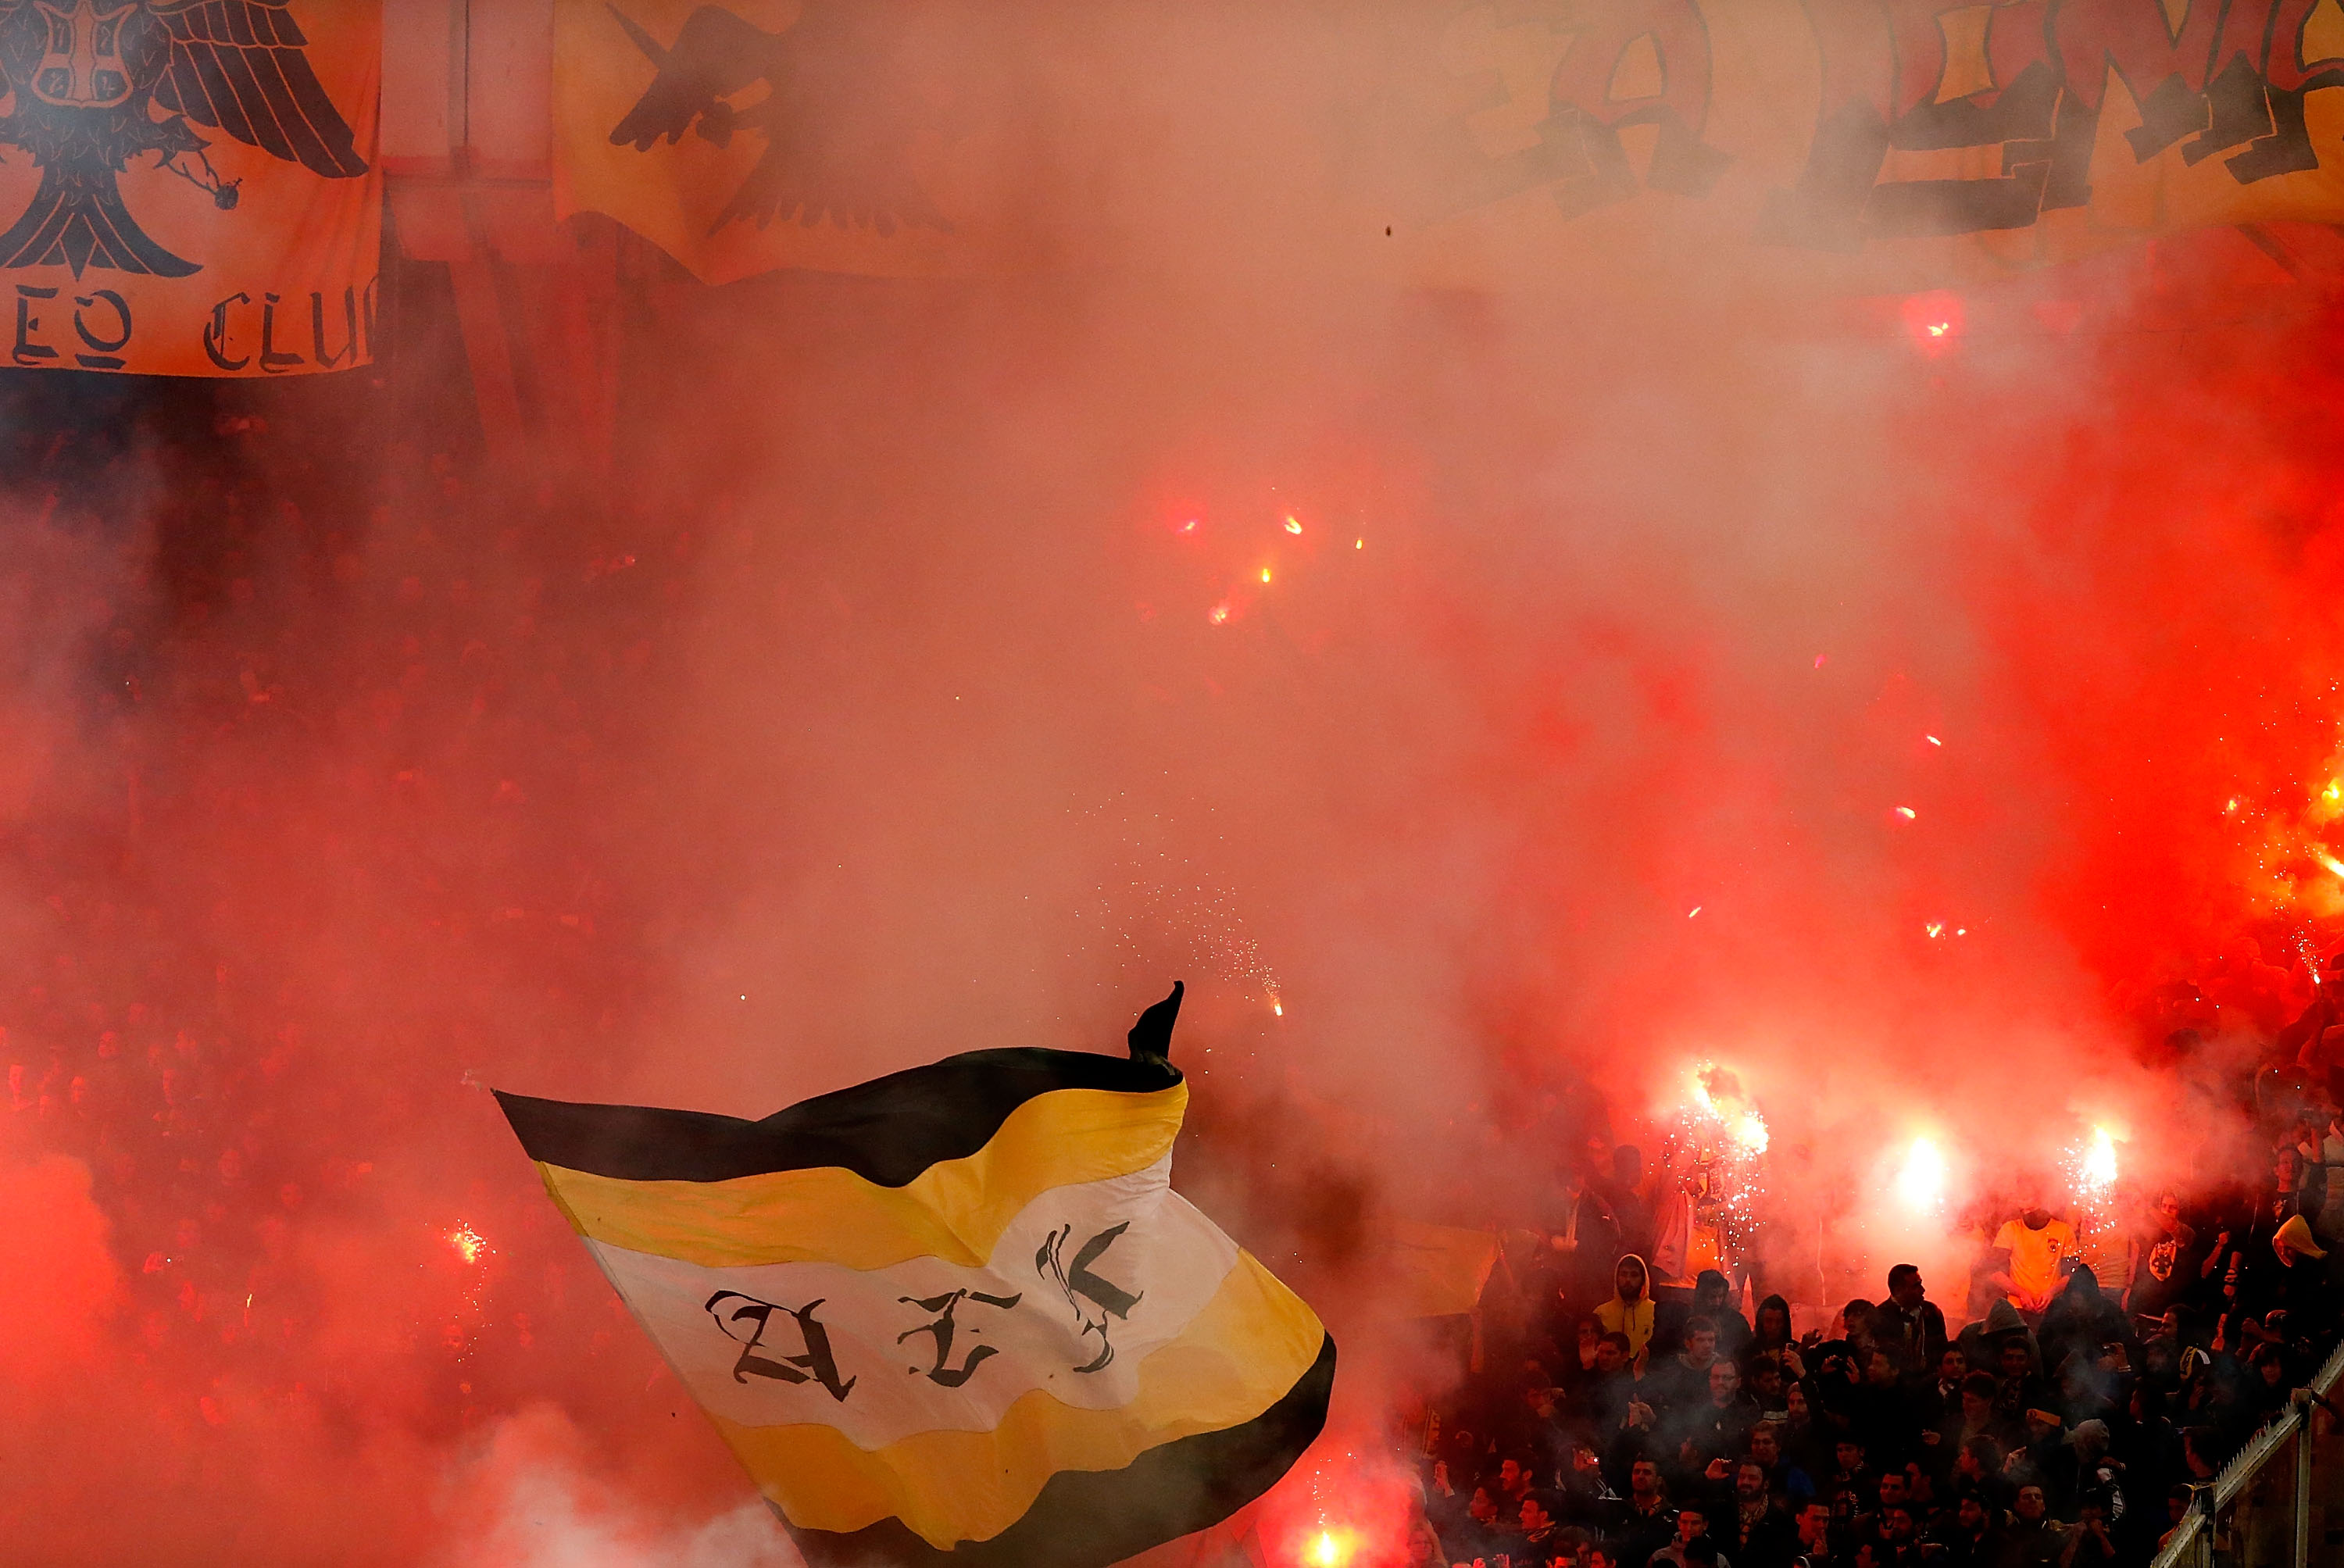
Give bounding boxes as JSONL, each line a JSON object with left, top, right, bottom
{"left": 1694, "top": 1270, "right": 1755, "bottom": 1360}
{"left": 1876, "top": 1265, "right": 1949, "bottom": 1373}
{"left": 1753, "top": 1295, "right": 1796, "bottom": 1360}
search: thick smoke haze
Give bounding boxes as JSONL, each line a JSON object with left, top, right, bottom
{"left": 5, "top": 7, "right": 2344, "bottom": 1561}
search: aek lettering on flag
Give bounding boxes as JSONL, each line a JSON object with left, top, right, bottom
{"left": 0, "top": 1, "right": 378, "bottom": 377}
{"left": 495, "top": 984, "right": 1335, "bottom": 1568}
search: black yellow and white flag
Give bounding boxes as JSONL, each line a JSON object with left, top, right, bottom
{"left": 495, "top": 985, "right": 1334, "bottom": 1567}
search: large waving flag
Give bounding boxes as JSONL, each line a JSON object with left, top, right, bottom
{"left": 495, "top": 985, "right": 1333, "bottom": 1566}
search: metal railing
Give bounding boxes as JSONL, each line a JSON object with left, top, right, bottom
{"left": 2151, "top": 1339, "right": 2344, "bottom": 1568}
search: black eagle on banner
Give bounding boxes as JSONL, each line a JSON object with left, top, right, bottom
{"left": 0, "top": 0, "right": 366, "bottom": 279}
{"left": 606, "top": 2, "right": 947, "bottom": 238}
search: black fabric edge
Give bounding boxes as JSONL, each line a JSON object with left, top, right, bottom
{"left": 779, "top": 1330, "right": 1337, "bottom": 1568}
{"left": 493, "top": 1048, "right": 1183, "bottom": 1187}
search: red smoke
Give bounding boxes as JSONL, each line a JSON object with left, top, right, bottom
{"left": 3, "top": 198, "right": 2344, "bottom": 1566}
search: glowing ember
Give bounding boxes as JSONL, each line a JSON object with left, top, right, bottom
{"left": 1903, "top": 294, "right": 1965, "bottom": 350}
{"left": 1352, "top": 538, "right": 1363, "bottom": 548}
{"left": 1179, "top": 518, "right": 1199, "bottom": 534}
{"left": 448, "top": 1223, "right": 489, "bottom": 1265}
{"left": 1926, "top": 921, "right": 1944, "bottom": 938}
{"left": 1260, "top": 567, "right": 1273, "bottom": 584}
{"left": 1926, "top": 734, "right": 1942, "bottom": 745}
{"left": 1896, "top": 1138, "right": 1946, "bottom": 1212}
{"left": 1285, "top": 516, "right": 1302, "bottom": 534}
{"left": 1895, "top": 805, "right": 1917, "bottom": 820}
{"left": 1209, "top": 603, "right": 1231, "bottom": 625}
{"left": 2230, "top": 745, "right": 2344, "bottom": 916}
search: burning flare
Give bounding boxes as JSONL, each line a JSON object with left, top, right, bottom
{"left": 2080, "top": 1127, "right": 2118, "bottom": 1198}
{"left": 1896, "top": 1138, "right": 1946, "bottom": 1212}
{"left": 1307, "top": 1530, "right": 1350, "bottom": 1567}
{"left": 1687, "top": 1063, "right": 1769, "bottom": 1154}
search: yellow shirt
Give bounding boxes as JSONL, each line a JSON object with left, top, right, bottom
{"left": 1595, "top": 1294, "right": 1658, "bottom": 1358}
{"left": 1993, "top": 1216, "right": 2076, "bottom": 1304}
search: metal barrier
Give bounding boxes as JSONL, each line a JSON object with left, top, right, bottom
{"left": 2151, "top": 1341, "right": 2344, "bottom": 1568}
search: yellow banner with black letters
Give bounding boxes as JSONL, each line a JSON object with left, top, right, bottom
{"left": 496, "top": 985, "right": 1335, "bottom": 1568}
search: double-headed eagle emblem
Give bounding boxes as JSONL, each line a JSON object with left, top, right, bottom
{"left": 0, "top": 0, "right": 365, "bottom": 279}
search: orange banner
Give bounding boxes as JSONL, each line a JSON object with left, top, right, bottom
{"left": 555, "top": 0, "right": 992, "bottom": 284}
{"left": 0, "top": 1, "right": 380, "bottom": 378}
{"left": 556, "top": 0, "right": 2344, "bottom": 291}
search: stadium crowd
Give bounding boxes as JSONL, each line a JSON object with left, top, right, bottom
{"left": 1406, "top": 1059, "right": 2344, "bottom": 1568}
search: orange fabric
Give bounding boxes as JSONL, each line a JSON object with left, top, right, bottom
{"left": 553, "top": 0, "right": 988, "bottom": 285}
{"left": 555, "top": 0, "right": 2344, "bottom": 291}
{"left": 1995, "top": 1216, "right": 2078, "bottom": 1305}
{"left": 0, "top": 2, "right": 380, "bottom": 379}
